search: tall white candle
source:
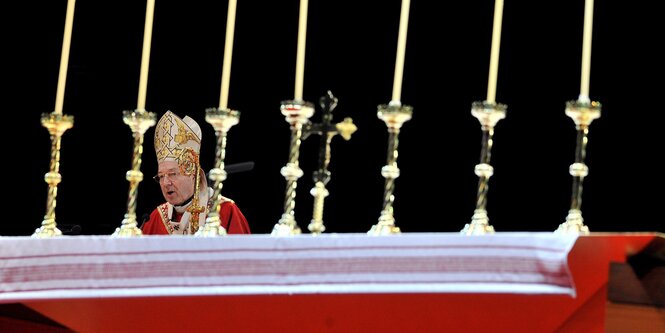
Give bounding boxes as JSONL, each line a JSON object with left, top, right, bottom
{"left": 137, "top": 0, "right": 156, "bottom": 111}
{"left": 294, "top": 0, "right": 309, "bottom": 101}
{"left": 579, "top": 0, "right": 594, "bottom": 103}
{"left": 486, "top": 0, "right": 504, "bottom": 104}
{"left": 54, "top": 0, "right": 77, "bottom": 115}
{"left": 219, "top": 0, "right": 238, "bottom": 110}
{"left": 391, "top": 0, "right": 411, "bottom": 104}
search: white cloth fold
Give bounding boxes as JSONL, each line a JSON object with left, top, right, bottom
{"left": 0, "top": 232, "right": 578, "bottom": 302}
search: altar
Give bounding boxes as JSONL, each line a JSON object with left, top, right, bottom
{"left": 0, "top": 232, "right": 662, "bottom": 332}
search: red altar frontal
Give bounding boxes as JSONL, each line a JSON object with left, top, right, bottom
{"left": 0, "top": 232, "right": 662, "bottom": 332}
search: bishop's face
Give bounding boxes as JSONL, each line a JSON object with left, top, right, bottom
{"left": 156, "top": 160, "right": 195, "bottom": 206}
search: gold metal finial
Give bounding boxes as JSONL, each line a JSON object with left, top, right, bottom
{"left": 113, "top": 109, "right": 156, "bottom": 237}
{"left": 272, "top": 100, "right": 315, "bottom": 236}
{"left": 556, "top": 99, "right": 601, "bottom": 235}
{"left": 368, "top": 102, "right": 412, "bottom": 236}
{"left": 195, "top": 107, "right": 240, "bottom": 237}
{"left": 461, "top": 101, "right": 506, "bottom": 235}
{"left": 336, "top": 117, "right": 358, "bottom": 141}
{"left": 33, "top": 112, "right": 74, "bottom": 238}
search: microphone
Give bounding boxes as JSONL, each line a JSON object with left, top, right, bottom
{"left": 224, "top": 161, "right": 255, "bottom": 175}
{"left": 139, "top": 213, "right": 150, "bottom": 229}
{"left": 62, "top": 224, "right": 82, "bottom": 235}
{"left": 206, "top": 162, "right": 254, "bottom": 188}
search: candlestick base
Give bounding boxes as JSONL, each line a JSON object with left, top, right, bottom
{"left": 32, "top": 219, "right": 63, "bottom": 238}
{"left": 368, "top": 210, "right": 401, "bottom": 235}
{"left": 555, "top": 209, "right": 590, "bottom": 235}
{"left": 307, "top": 221, "right": 326, "bottom": 235}
{"left": 272, "top": 213, "right": 302, "bottom": 236}
{"left": 112, "top": 213, "right": 143, "bottom": 237}
{"left": 195, "top": 214, "right": 228, "bottom": 237}
{"left": 461, "top": 209, "right": 495, "bottom": 235}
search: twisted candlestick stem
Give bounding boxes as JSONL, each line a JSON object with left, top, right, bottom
{"left": 45, "top": 133, "right": 63, "bottom": 221}
{"left": 272, "top": 101, "right": 314, "bottom": 236}
{"left": 461, "top": 102, "right": 506, "bottom": 236}
{"left": 196, "top": 108, "right": 239, "bottom": 237}
{"left": 283, "top": 124, "right": 304, "bottom": 217}
{"left": 475, "top": 128, "right": 494, "bottom": 210}
{"left": 34, "top": 113, "right": 74, "bottom": 238}
{"left": 114, "top": 110, "right": 155, "bottom": 237}
{"left": 556, "top": 100, "right": 601, "bottom": 235}
{"left": 570, "top": 127, "right": 589, "bottom": 211}
{"left": 214, "top": 130, "right": 228, "bottom": 185}
{"left": 381, "top": 129, "right": 400, "bottom": 214}
{"left": 125, "top": 132, "right": 144, "bottom": 217}
{"left": 368, "top": 103, "right": 412, "bottom": 236}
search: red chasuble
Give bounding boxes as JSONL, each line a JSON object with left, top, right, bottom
{"left": 142, "top": 201, "right": 251, "bottom": 235}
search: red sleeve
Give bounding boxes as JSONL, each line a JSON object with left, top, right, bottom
{"left": 219, "top": 201, "right": 251, "bottom": 234}
{"left": 141, "top": 208, "right": 168, "bottom": 235}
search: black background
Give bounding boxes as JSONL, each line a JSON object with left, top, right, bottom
{"left": 7, "top": 0, "right": 663, "bottom": 235}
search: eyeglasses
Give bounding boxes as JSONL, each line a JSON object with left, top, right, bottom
{"left": 152, "top": 171, "right": 180, "bottom": 183}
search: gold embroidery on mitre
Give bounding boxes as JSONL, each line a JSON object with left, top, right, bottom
{"left": 154, "top": 111, "right": 202, "bottom": 166}
{"left": 175, "top": 122, "right": 200, "bottom": 146}
{"left": 178, "top": 148, "right": 199, "bottom": 177}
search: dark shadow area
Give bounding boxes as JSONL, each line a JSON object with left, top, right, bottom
{"left": 6, "top": 0, "right": 664, "bottom": 236}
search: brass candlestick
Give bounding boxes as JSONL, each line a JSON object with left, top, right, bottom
{"left": 305, "top": 91, "right": 357, "bottom": 235}
{"left": 272, "top": 100, "right": 315, "bottom": 236}
{"left": 195, "top": 107, "right": 240, "bottom": 237}
{"left": 461, "top": 101, "right": 506, "bottom": 235}
{"left": 113, "top": 109, "right": 156, "bottom": 237}
{"left": 368, "top": 102, "right": 412, "bottom": 235}
{"left": 33, "top": 113, "right": 74, "bottom": 238}
{"left": 555, "top": 99, "right": 601, "bottom": 235}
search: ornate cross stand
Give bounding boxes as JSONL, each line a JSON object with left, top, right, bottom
{"left": 304, "top": 91, "right": 357, "bottom": 235}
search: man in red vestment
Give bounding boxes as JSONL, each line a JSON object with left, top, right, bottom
{"left": 142, "top": 111, "right": 250, "bottom": 235}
